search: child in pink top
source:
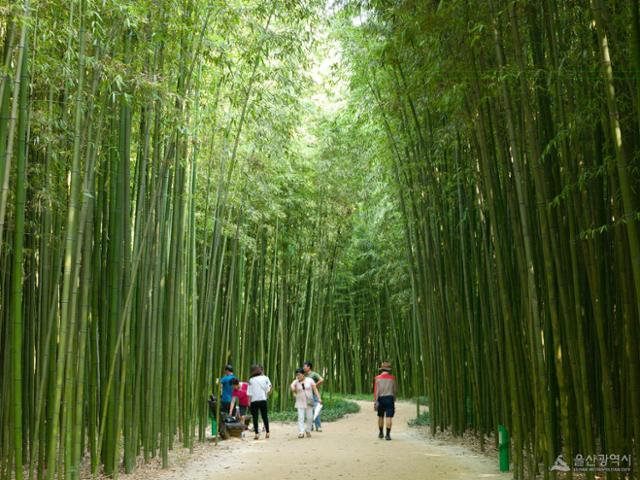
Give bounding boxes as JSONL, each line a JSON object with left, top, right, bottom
{"left": 229, "top": 378, "right": 249, "bottom": 423}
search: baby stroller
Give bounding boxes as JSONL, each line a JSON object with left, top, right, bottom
{"left": 208, "top": 395, "right": 247, "bottom": 439}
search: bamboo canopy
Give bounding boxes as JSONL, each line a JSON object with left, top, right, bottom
{"left": 0, "top": 1, "right": 638, "bottom": 479}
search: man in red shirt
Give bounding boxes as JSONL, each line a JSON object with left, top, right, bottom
{"left": 374, "top": 362, "right": 397, "bottom": 441}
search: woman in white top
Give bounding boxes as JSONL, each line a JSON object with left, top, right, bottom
{"left": 247, "top": 364, "right": 272, "bottom": 439}
{"left": 291, "top": 368, "right": 322, "bottom": 438}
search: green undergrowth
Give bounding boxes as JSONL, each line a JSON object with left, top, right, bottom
{"left": 270, "top": 396, "right": 360, "bottom": 423}
{"left": 337, "top": 393, "right": 373, "bottom": 401}
{"left": 408, "top": 411, "right": 431, "bottom": 427}
{"left": 409, "top": 396, "right": 430, "bottom": 426}
{"left": 336, "top": 393, "right": 428, "bottom": 404}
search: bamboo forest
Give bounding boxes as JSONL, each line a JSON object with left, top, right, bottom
{"left": 0, "top": 0, "right": 638, "bottom": 479}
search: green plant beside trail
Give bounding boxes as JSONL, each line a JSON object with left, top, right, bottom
{"left": 408, "top": 412, "right": 430, "bottom": 427}
{"left": 337, "top": 393, "right": 373, "bottom": 401}
{"left": 340, "top": 393, "right": 427, "bottom": 405}
{"left": 270, "top": 397, "right": 360, "bottom": 423}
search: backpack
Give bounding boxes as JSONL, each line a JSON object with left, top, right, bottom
{"left": 208, "top": 395, "right": 217, "bottom": 417}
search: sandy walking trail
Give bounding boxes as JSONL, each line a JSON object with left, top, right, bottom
{"left": 132, "top": 401, "right": 510, "bottom": 480}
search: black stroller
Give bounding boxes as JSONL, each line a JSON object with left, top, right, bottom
{"left": 208, "top": 395, "right": 247, "bottom": 439}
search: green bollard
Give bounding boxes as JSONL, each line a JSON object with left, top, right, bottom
{"left": 498, "top": 425, "right": 509, "bottom": 472}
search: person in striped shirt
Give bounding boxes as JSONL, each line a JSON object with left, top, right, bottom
{"left": 374, "top": 362, "right": 396, "bottom": 441}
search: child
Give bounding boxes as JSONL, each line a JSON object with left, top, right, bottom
{"left": 290, "top": 368, "right": 322, "bottom": 438}
{"left": 247, "top": 364, "right": 272, "bottom": 440}
{"left": 229, "top": 377, "right": 250, "bottom": 424}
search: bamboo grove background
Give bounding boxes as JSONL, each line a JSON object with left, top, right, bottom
{"left": 0, "top": 1, "right": 416, "bottom": 478}
{"left": 1, "top": 0, "right": 639, "bottom": 479}
{"left": 338, "top": 0, "right": 640, "bottom": 478}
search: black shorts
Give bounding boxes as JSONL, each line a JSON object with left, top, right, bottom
{"left": 377, "top": 396, "right": 395, "bottom": 418}
{"left": 238, "top": 405, "right": 247, "bottom": 416}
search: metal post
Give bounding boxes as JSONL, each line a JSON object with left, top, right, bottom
{"left": 499, "top": 424, "right": 510, "bottom": 472}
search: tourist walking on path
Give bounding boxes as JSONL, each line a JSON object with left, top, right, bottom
{"left": 374, "top": 361, "right": 396, "bottom": 441}
{"left": 219, "top": 365, "right": 236, "bottom": 415}
{"left": 303, "top": 360, "right": 324, "bottom": 431}
{"left": 229, "top": 377, "right": 250, "bottom": 423}
{"left": 291, "top": 368, "right": 322, "bottom": 438}
{"left": 248, "top": 364, "right": 272, "bottom": 440}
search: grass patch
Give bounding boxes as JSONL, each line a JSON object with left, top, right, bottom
{"left": 338, "top": 393, "right": 428, "bottom": 406}
{"left": 338, "top": 392, "right": 373, "bottom": 401}
{"left": 408, "top": 411, "right": 430, "bottom": 427}
{"left": 269, "top": 397, "right": 360, "bottom": 423}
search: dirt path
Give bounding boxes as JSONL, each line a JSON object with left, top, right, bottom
{"left": 124, "top": 401, "right": 510, "bottom": 480}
